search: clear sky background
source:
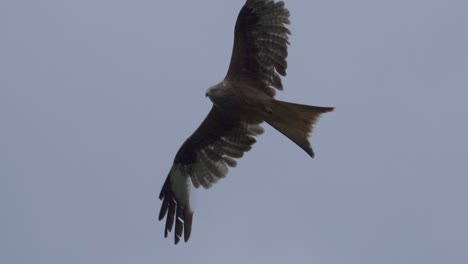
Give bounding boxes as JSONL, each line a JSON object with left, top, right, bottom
{"left": 2, "top": 0, "right": 468, "bottom": 263}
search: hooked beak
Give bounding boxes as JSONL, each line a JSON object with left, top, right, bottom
{"left": 205, "top": 90, "right": 212, "bottom": 98}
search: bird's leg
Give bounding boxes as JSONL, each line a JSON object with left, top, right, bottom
{"left": 263, "top": 106, "right": 273, "bottom": 115}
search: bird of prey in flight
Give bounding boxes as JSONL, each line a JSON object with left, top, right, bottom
{"left": 159, "top": 0, "right": 334, "bottom": 244}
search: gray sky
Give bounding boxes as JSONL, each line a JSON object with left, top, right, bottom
{"left": 2, "top": 0, "right": 468, "bottom": 263}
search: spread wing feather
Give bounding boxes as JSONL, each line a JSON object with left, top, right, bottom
{"left": 158, "top": 107, "right": 264, "bottom": 244}
{"left": 225, "top": 0, "right": 291, "bottom": 97}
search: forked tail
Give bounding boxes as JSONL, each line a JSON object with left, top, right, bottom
{"left": 265, "top": 100, "right": 334, "bottom": 158}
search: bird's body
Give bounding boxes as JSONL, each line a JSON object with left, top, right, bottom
{"left": 207, "top": 81, "right": 272, "bottom": 119}
{"left": 159, "top": 0, "right": 334, "bottom": 244}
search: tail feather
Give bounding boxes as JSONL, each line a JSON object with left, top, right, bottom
{"left": 265, "top": 100, "right": 333, "bottom": 157}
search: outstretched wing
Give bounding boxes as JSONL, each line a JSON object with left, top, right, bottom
{"left": 159, "top": 107, "right": 264, "bottom": 244}
{"left": 225, "top": 0, "right": 291, "bottom": 97}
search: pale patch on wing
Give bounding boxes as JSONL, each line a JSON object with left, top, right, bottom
{"left": 169, "top": 164, "right": 194, "bottom": 212}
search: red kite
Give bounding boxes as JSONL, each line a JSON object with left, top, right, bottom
{"left": 159, "top": 0, "right": 333, "bottom": 244}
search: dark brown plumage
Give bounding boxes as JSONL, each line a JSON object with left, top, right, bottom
{"left": 158, "top": 0, "right": 333, "bottom": 244}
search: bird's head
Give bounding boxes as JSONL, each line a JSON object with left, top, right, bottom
{"left": 205, "top": 83, "right": 228, "bottom": 106}
{"left": 205, "top": 87, "right": 214, "bottom": 98}
{"left": 205, "top": 84, "right": 220, "bottom": 101}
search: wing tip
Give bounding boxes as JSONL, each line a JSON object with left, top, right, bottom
{"left": 159, "top": 178, "right": 194, "bottom": 244}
